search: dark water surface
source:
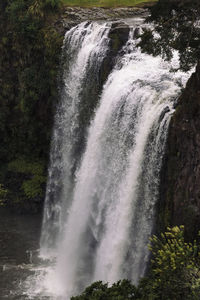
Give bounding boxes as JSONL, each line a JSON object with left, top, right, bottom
{"left": 0, "top": 207, "right": 42, "bottom": 299}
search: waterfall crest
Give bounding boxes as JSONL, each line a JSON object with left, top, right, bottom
{"left": 36, "top": 19, "right": 191, "bottom": 299}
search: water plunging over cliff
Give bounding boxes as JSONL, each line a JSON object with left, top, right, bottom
{"left": 40, "top": 22, "right": 111, "bottom": 255}
{"left": 36, "top": 19, "right": 190, "bottom": 299}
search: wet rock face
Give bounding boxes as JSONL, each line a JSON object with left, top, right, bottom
{"left": 160, "top": 62, "right": 200, "bottom": 239}
{"left": 99, "top": 21, "right": 130, "bottom": 84}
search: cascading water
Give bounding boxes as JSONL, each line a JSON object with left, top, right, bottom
{"left": 23, "top": 18, "right": 191, "bottom": 300}
{"left": 40, "top": 22, "right": 111, "bottom": 255}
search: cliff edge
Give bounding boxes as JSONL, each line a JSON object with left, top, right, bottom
{"left": 159, "top": 62, "right": 200, "bottom": 239}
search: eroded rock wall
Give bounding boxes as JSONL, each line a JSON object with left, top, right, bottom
{"left": 159, "top": 62, "right": 200, "bottom": 239}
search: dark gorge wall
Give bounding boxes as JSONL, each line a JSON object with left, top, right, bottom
{"left": 159, "top": 62, "right": 200, "bottom": 239}
{"left": 0, "top": 1, "right": 65, "bottom": 212}
{"left": 151, "top": 0, "right": 200, "bottom": 239}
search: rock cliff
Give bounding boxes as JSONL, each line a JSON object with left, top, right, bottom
{"left": 159, "top": 62, "right": 200, "bottom": 239}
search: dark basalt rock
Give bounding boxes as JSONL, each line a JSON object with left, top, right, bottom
{"left": 159, "top": 61, "right": 200, "bottom": 240}
{"left": 99, "top": 21, "right": 130, "bottom": 85}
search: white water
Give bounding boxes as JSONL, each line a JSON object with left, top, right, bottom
{"left": 24, "top": 19, "right": 191, "bottom": 300}
{"left": 40, "top": 22, "right": 111, "bottom": 255}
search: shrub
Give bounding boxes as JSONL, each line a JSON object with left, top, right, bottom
{"left": 71, "top": 280, "right": 139, "bottom": 300}
{"left": 139, "top": 226, "right": 200, "bottom": 299}
{"left": 8, "top": 157, "right": 46, "bottom": 200}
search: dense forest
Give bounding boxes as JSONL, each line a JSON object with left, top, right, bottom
{"left": 0, "top": 0, "right": 63, "bottom": 212}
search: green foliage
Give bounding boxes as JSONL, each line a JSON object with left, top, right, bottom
{"left": 62, "top": 0, "right": 154, "bottom": 8}
{"left": 150, "top": 226, "right": 197, "bottom": 275}
{"left": 28, "top": 0, "right": 61, "bottom": 17}
{"left": 0, "top": 0, "right": 63, "bottom": 211}
{"left": 22, "top": 175, "right": 46, "bottom": 198}
{"left": 71, "top": 280, "right": 139, "bottom": 300}
{"left": 71, "top": 227, "right": 200, "bottom": 300}
{"left": 8, "top": 157, "right": 46, "bottom": 200}
{"left": 145, "top": 226, "right": 200, "bottom": 299}
{"left": 43, "top": 0, "right": 61, "bottom": 9}
{"left": 137, "top": 226, "right": 200, "bottom": 299}
{"left": 8, "top": 158, "right": 44, "bottom": 175}
{"left": 139, "top": 0, "right": 200, "bottom": 71}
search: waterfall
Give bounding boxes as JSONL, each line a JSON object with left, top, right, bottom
{"left": 36, "top": 18, "right": 190, "bottom": 299}
{"left": 40, "top": 22, "right": 111, "bottom": 255}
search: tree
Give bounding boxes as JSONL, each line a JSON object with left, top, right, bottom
{"left": 71, "top": 280, "right": 139, "bottom": 300}
{"left": 141, "top": 226, "right": 200, "bottom": 299}
{"left": 139, "top": 0, "right": 200, "bottom": 71}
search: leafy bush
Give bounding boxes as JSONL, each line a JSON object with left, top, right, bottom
{"left": 43, "top": 0, "right": 61, "bottom": 9}
{"left": 144, "top": 226, "right": 200, "bottom": 299}
{"left": 8, "top": 157, "right": 46, "bottom": 201}
{"left": 71, "top": 280, "right": 139, "bottom": 300}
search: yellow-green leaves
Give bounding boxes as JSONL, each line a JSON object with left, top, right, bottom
{"left": 147, "top": 226, "right": 200, "bottom": 299}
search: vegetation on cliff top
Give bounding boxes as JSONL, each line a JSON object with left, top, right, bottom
{"left": 62, "top": 0, "right": 155, "bottom": 8}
